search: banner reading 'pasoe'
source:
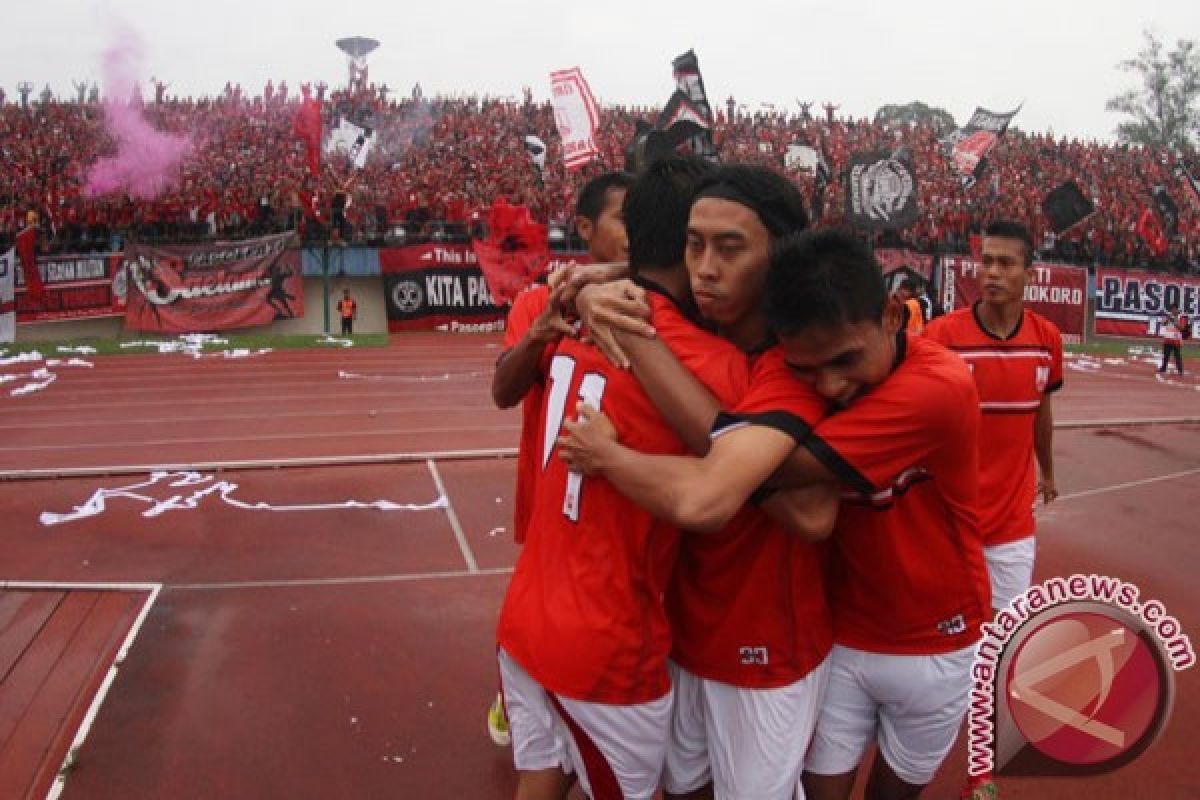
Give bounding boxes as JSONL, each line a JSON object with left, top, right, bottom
{"left": 123, "top": 233, "right": 303, "bottom": 333}
{"left": 940, "top": 256, "right": 1087, "bottom": 343}
{"left": 1095, "top": 268, "right": 1200, "bottom": 338}
{"left": 381, "top": 243, "right": 586, "bottom": 332}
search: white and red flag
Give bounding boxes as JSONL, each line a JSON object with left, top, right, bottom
{"left": 550, "top": 67, "right": 600, "bottom": 171}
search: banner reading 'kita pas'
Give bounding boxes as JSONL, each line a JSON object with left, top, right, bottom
{"left": 381, "top": 243, "right": 586, "bottom": 332}
{"left": 123, "top": 233, "right": 303, "bottom": 333}
{"left": 939, "top": 256, "right": 1087, "bottom": 343}
{"left": 1095, "top": 268, "right": 1200, "bottom": 338}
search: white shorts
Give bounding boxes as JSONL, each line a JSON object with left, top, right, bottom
{"left": 664, "top": 659, "right": 830, "bottom": 799}
{"left": 805, "top": 644, "right": 975, "bottom": 786}
{"left": 498, "top": 649, "right": 672, "bottom": 800}
{"left": 985, "top": 537, "right": 1036, "bottom": 611}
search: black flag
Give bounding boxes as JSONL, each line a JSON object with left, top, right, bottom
{"left": 941, "top": 106, "right": 1021, "bottom": 188}
{"left": 1174, "top": 161, "right": 1200, "bottom": 212}
{"left": 1151, "top": 185, "right": 1179, "bottom": 238}
{"left": 1042, "top": 180, "right": 1095, "bottom": 233}
{"left": 628, "top": 49, "right": 717, "bottom": 171}
{"left": 844, "top": 150, "right": 919, "bottom": 230}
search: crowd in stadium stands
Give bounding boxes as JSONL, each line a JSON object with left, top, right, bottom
{"left": 0, "top": 80, "right": 1197, "bottom": 272}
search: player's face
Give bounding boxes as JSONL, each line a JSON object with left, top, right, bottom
{"left": 686, "top": 198, "right": 770, "bottom": 329}
{"left": 579, "top": 188, "right": 628, "bottom": 264}
{"left": 779, "top": 300, "right": 903, "bottom": 409}
{"left": 980, "top": 236, "right": 1032, "bottom": 307}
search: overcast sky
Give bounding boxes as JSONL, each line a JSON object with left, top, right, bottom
{"left": 3, "top": 0, "right": 1197, "bottom": 142}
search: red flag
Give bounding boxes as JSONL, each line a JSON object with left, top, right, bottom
{"left": 1135, "top": 207, "right": 1168, "bottom": 258}
{"left": 968, "top": 233, "right": 983, "bottom": 263}
{"left": 472, "top": 199, "right": 549, "bottom": 305}
{"left": 15, "top": 226, "right": 44, "bottom": 303}
{"left": 292, "top": 98, "right": 322, "bottom": 178}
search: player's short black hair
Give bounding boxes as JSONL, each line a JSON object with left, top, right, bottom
{"left": 624, "top": 156, "right": 714, "bottom": 273}
{"left": 985, "top": 219, "right": 1035, "bottom": 266}
{"left": 765, "top": 229, "right": 886, "bottom": 335}
{"left": 575, "top": 171, "right": 634, "bottom": 222}
{"left": 692, "top": 164, "right": 809, "bottom": 239}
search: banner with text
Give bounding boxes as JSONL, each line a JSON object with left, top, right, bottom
{"left": 123, "top": 233, "right": 303, "bottom": 333}
{"left": 875, "top": 248, "right": 935, "bottom": 281}
{"left": 939, "top": 256, "right": 1087, "bottom": 343}
{"left": 14, "top": 253, "right": 126, "bottom": 322}
{"left": 1094, "top": 268, "right": 1200, "bottom": 338}
{"left": 381, "top": 243, "right": 586, "bottom": 332}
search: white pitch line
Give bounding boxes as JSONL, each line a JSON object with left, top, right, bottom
{"left": 426, "top": 459, "right": 480, "bottom": 573}
{"left": 0, "top": 448, "right": 519, "bottom": 481}
{"left": 17, "top": 582, "right": 163, "bottom": 800}
{"left": 0, "top": 424, "right": 519, "bottom": 454}
{"left": 168, "top": 566, "right": 513, "bottom": 591}
{"left": 1052, "top": 466, "right": 1200, "bottom": 503}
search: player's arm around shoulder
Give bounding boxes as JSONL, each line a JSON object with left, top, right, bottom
{"left": 559, "top": 405, "right": 798, "bottom": 534}
{"left": 491, "top": 285, "right": 574, "bottom": 408}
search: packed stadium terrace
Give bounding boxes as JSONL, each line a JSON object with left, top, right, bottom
{"left": 1, "top": 83, "right": 1197, "bottom": 272}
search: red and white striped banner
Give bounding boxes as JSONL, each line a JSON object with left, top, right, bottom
{"left": 550, "top": 67, "right": 600, "bottom": 172}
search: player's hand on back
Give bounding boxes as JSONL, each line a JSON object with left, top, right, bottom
{"left": 553, "top": 261, "right": 631, "bottom": 312}
{"left": 530, "top": 281, "right": 579, "bottom": 344}
{"left": 559, "top": 404, "right": 618, "bottom": 475}
{"left": 576, "top": 280, "right": 654, "bottom": 369}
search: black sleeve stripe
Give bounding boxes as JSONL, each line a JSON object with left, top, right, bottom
{"left": 803, "top": 433, "right": 874, "bottom": 496}
{"left": 711, "top": 411, "right": 748, "bottom": 439}
{"left": 1046, "top": 380, "right": 1064, "bottom": 394}
{"left": 711, "top": 410, "right": 814, "bottom": 444}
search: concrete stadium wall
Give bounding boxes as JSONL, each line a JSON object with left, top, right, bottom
{"left": 13, "top": 277, "right": 390, "bottom": 342}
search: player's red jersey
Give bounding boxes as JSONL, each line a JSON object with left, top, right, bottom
{"left": 667, "top": 346, "right": 833, "bottom": 688}
{"left": 925, "top": 304, "right": 1063, "bottom": 546}
{"left": 497, "top": 288, "right": 751, "bottom": 704}
{"left": 732, "top": 335, "right": 989, "bottom": 656}
{"left": 501, "top": 285, "right": 553, "bottom": 545}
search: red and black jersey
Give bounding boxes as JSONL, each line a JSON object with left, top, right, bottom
{"left": 724, "top": 335, "right": 989, "bottom": 655}
{"left": 925, "top": 304, "right": 1063, "bottom": 545}
{"left": 497, "top": 289, "right": 750, "bottom": 704}
{"left": 667, "top": 347, "right": 833, "bottom": 688}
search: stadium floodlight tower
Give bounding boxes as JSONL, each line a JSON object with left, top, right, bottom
{"left": 336, "top": 37, "right": 380, "bottom": 92}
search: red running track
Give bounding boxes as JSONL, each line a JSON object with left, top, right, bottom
{"left": 0, "top": 334, "right": 1197, "bottom": 798}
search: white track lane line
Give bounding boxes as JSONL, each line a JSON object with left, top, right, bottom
{"left": 168, "top": 566, "right": 514, "bottom": 591}
{"left": 0, "top": 582, "right": 165, "bottom": 800}
{"left": 1050, "top": 466, "right": 1200, "bottom": 504}
{"left": 425, "top": 459, "right": 480, "bottom": 573}
{"left": 0, "top": 424, "right": 518, "bottom": 453}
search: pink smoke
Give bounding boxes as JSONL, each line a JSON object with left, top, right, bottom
{"left": 85, "top": 28, "right": 192, "bottom": 199}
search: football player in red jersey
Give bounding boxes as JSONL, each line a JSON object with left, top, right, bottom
{"left": 562, "top": 230, "right": 989, "bottom": 800}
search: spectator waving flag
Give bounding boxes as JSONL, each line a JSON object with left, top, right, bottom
{"left": 1135, "top": 206, "right": 1168, "bottom": 258}
{"left": 1174, "top": 161, "right": 1200, "bottom": 211}
{"left": 15, "top": 225, "right": 45, "bottom": 304}
{"left": 1042, "top": 180, "right": 1095, "bottom": 233}
{"left": 657, "top": 50, "right": 717, "bottom": 161}
{"left": 844, "top": 150, "right": 919, "bottom": 230}
{"left": 550, "top": 67, "right": 600, "bottom": 171}
{"left": 326, "top": 117, "right": 373, "bottom": 169}
{"left": 292, "top": 95, "right": 323, "bottom": 178}
{"left": 1151, "top": 185, "right": 1179, "bottom": 237}
{"left": 471, "top": 198, "right": 550, "bottom": 305}
{"left": 0, "top": 248, "right": 14, "bottom": 343}
{"left": 942, "top": 105, "right": 1021, "bottom": 188}
{"left": 524, "top": 135, "right": 547, "bottom": 174}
